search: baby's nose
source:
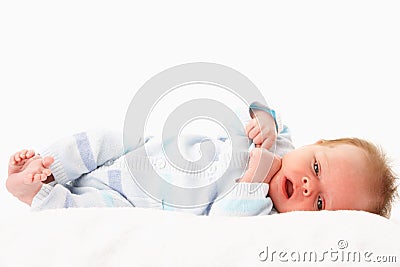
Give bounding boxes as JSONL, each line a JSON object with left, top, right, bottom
{"left": 302, "top": 177, "right": 311, "bottom": 196}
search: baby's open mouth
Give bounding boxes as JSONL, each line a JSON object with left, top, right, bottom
{"left": 285, "top": 178, "right": 294, "bottom": 199}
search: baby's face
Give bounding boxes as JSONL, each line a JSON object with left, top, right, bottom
{"left": 268, "top": 142, "right": 374, "bottom": 213}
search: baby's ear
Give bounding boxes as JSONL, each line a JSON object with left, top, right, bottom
{"left": 315, "top": 139, "right": 326, "bottom": 145}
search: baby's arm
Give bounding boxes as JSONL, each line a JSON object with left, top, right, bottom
{"left": 208, "top": 144, "right": 281, "bottom": 216}
{"left": 208, "top": 147, "right": 279, "bottom": 216}
{"left": 6, "top": 150, "right": 54, "bottom": 205}
{"left": 238, "top": 147, "right": 281, "bottom": 184}
{"left": 208, "top": 183, "right": 273, "bottom": 216}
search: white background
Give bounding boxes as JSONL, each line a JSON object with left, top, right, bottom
{"left": 1, "top": 1, "right": 399, "bottom": 220}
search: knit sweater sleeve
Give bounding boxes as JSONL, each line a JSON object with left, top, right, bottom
{"left": 40, "top": 130, "right": 126, "bottom": 184}
{"left": 208, "top": 183, "right": 273, "bottom": 216}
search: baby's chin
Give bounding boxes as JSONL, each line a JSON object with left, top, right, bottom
{"left": 267, "top": 174, "right": 289, "bottom": 213}
{"left": 267, "top": 174, "right": 279, "bottom": 199}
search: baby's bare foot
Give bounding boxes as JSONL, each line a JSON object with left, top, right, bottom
{"left": 8, "top": 149, "right": 37, "bottom": 175}
{"left": 6, "top": 155, "right": 54, "bottom": 205}
{"left": 7, "top": 149, "right": 54, "bottom": 185}
{"left": 21, "top": 156, "right": 54, "bottom": 184}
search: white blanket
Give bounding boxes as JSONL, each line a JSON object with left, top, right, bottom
{"left": 0, "top": 208, "right": 399, "bottom": 267}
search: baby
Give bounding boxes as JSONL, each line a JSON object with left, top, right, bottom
{"left": 6, "top": 102, "right": 398, "bottom": 218}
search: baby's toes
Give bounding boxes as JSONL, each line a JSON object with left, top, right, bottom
{"left": 9, "top": 155, "right": 17, "bottom": 166}
{"left": 23, "top": 172, "right": 45, "bottom": 184}
{"left": 42, "top": 156, "right": 54, "bottom": 168}
{"left": 11, "top": 149, "right": 35, "bottom": 165}
{"left": 25, "top": 149, "right": 36, "bottom": 159}
{"left": 11, "top": 150, "right": 25, "bottom": 164}
{"left": 28, "top": 173, "right": 46, "bottom": 184}
{"left": 34, "top": 173, "right": 47, "bottom": 183}
{"left": 42, "top": 169, "right": 52, "bottom": 178}
{"left": 18, "top": 149, "right": 29, "bottom": 160}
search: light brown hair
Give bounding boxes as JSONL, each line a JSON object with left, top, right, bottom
{"left": 317, "top": 138, "right": 398, "bottom": 218}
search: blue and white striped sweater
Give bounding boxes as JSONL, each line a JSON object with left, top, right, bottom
{"left": 32, "top": 103, "right": 294, "bottom": 216}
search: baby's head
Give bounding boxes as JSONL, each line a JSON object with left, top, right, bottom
{"left": 268, "top": 138, "right": 398, "bottom": 218}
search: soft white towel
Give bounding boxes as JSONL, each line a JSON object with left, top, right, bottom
{"left": 0, "top": 208, "right": 399, "bottom": 267}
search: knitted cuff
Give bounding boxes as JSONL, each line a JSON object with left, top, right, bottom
{"left": 31, "top": 184, "right": 53, "bottom": 209}
{"left": 227, "top": 182, "right": 269, "bottom": 199}
{"left": 40, "top": 148, "right": 69, "bottom": 184}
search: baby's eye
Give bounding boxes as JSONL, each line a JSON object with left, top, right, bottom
{"left": 313, "top": 161, "right": 320, "bottom": 176}
{"left": 317, "top": 196, "right": 324, "bottom": 210}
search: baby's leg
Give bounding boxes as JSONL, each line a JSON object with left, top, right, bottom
{"left": 6, "top": 150, "right": 54, "bottom": 205}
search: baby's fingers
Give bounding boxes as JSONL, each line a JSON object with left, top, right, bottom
{"left": 248, "top": 127, "right": 261, "bottom": 141}
{"left": 260, "top": 138, "right": 275, "bottom": 150}
{"left": 252, "top": 132, "right": 264, "bottom": 145}
{"left": 245, "top": 119, "right": 257, "bottom": 136}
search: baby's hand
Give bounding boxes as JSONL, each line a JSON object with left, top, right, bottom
{"left": 245, "top": 110, "right": 277, "bottom": 149}
{"left": 239, "top": 148, "right": 281, "bottom": 184}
